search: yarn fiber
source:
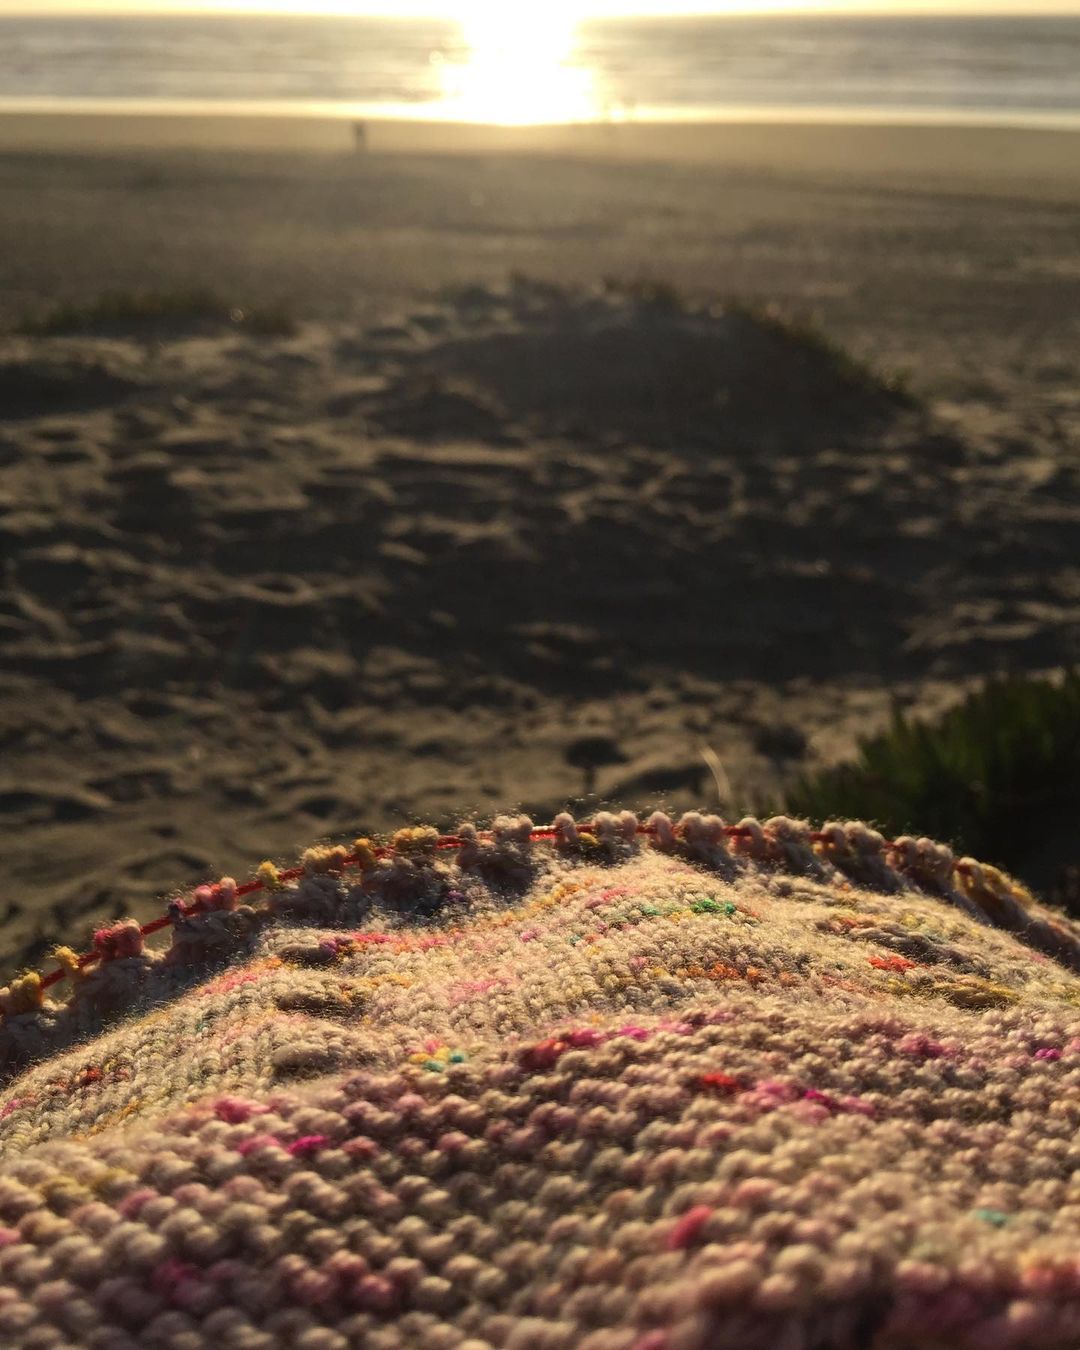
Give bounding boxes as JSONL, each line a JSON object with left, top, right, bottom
{"left": 0, "top": 811, "right": 1079, "bottom": 1350}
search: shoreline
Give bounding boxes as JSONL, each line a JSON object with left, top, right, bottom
{"left": 1, "top": 109, "right": 1079, "bottom": 192}
{"left": 4, "top": 97, "right": 1080, "bottom": 133}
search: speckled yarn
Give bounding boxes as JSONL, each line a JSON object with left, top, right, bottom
{"left": 1, "top": 811, "right": 1079, "bottom": 1350}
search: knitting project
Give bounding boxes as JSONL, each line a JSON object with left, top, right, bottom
{"left": 1, "top": 810, "right": 1079, "bottom": 1350}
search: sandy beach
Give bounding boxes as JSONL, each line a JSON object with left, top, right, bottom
{"left": 0, "top": 113, "right": 1078, "bottom": 976}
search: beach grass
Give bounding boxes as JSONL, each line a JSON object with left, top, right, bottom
{"left": 598, "top": 275, "right": 914, "bottom": 402}
{"left": 784, "top": 670, "right": 1080, "bottom": 880}
{"left": 17, "top": 288, "right": 297, "bottom": 338}
{"left": 723, "top": 298, "right": 915, "bottom": 404}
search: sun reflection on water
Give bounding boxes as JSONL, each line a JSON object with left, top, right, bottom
{"left": 437, "top": 1, "right": 600, "bottom": 125}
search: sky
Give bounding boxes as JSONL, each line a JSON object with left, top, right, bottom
{"left": 4, "top": 0, "right": 1080, "bottom": 14}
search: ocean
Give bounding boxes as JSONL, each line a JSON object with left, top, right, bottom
{"left": 0, "top": 13, "right": 1078, "bottom": 127}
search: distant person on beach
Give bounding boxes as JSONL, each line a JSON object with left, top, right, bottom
{"left": 352, "top": 120, "right": 368, "bottom": 153}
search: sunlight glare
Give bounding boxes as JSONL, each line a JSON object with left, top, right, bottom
{"left": 438, "top": 1, "right": 599, "bottom": 126}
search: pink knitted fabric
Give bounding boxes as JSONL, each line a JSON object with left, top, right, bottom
{"left": 0, "top": 812, "right": 1078, "bottom": 1350}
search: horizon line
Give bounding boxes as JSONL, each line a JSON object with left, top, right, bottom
{"left": 3, "top": 5, "right": 1080, "bottom": 15}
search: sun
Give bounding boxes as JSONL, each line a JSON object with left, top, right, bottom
{"left": 437, "top": 0, "right": 600, "bottom": 126}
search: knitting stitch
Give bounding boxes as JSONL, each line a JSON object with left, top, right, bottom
{"left": 1, "top": 811, "right": 1079, "bottom": 1349}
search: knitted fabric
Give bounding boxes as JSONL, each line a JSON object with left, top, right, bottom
{"left": 1, "top": 811, "right": 1079, "bottom": 1350}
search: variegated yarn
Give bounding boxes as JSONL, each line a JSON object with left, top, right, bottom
{"left": 0, "top": 810, "right": 1078, "bottom": 1350}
